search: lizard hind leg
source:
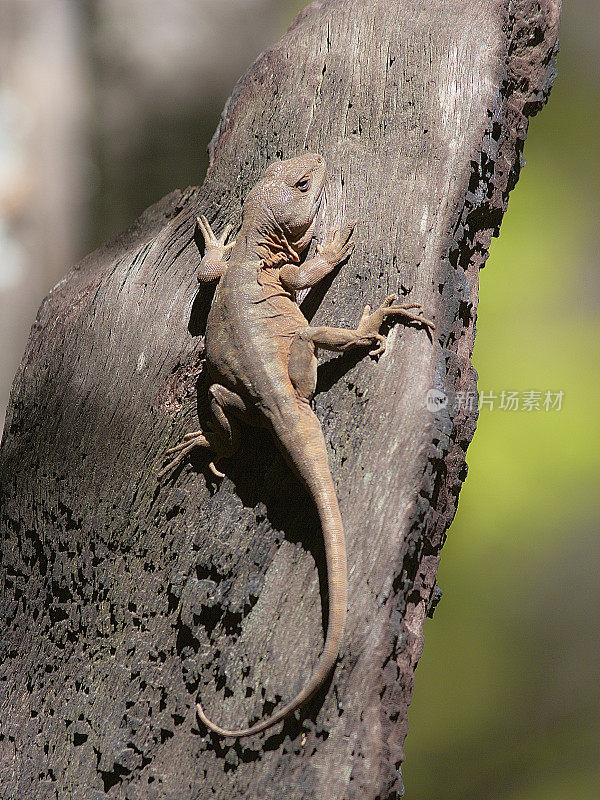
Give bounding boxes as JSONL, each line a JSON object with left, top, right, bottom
{"left": 203, "top": 384, "right": 250, "bottom": 477}
{"left": 157, "top": 384, "right": 253, "bottom": 479}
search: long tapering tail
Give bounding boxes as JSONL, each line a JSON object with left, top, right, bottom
{"left": 197, "top": 403, "right": 347, "bottom": 737}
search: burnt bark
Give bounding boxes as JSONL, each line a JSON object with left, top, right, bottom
{"left": 0, "top": 1, "right": 560, "bottom": 798}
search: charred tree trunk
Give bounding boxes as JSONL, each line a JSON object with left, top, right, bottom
{"left": 0, "top": 1, "right": 559, "bottom": 798}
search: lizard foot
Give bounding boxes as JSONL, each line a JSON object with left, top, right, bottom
{"left": 157, "top": 430, "right": 211, "bottom": 479}
{"left": 357, "top": 295, "right": 435, "bottom": 356}
{"left": 196, "top": 215, "right": 236, "bottom": 257}
{"left": 316, "top": 222, "right": 356, "bottom": 266}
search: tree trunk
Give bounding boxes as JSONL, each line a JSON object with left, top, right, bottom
{"left": 0, "top": 1, "right": 560, "bottom": 798}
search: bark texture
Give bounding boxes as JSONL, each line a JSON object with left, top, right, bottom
{"left": 0, "top": 1, "right": 560, "bottom": 798}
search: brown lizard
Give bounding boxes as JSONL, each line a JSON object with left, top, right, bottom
{"left": 160, "top": 153, "right": 434, "bottom": 738}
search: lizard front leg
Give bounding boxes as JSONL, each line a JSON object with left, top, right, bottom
{"left": 279, "top": 223, "right": 355, "bottom": 291}
{"left": 196, "top": 215, "right": 236, "bottom": 282}
{"left": 288, "top": 295, "right": 434, "bottom": 396}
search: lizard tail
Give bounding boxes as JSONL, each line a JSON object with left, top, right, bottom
{"left": 197, "top": 403, "right": 347, "bottom": 738}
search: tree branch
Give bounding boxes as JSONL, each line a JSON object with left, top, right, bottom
{"left": 0, "top": 1, "right": 560, "bottom": 797}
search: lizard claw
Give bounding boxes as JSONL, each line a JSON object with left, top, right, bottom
{"left": 218, "top": 223, "right": 233, "bottom": 244}
{"left": 196, "top": 215, "right": 236, "bottom": 252}
{"left": 157, "top": 430, "right": 212, "bottom": 479}
{"left": 355, "top": 294, "right": 435, "bottom": 357}
{"left": 196, "top": 215, "right": 214, "bottom": 244}
{"left": 316, "top": 222, "right": 356, "bottom": 265}
{"left": 209, "top": 460, "right": 226, "bottom": 479}
{"left": 157, "top": 441, "right": 196, "bottom": 479}
{"left": 378, "top": 297, "right": 435, "bottom": 331}
{"left": 369, "top": 333, "right": 386, "bottom": 357}
{"left": 218, "top": 223, "right": 236, "bottom": 252}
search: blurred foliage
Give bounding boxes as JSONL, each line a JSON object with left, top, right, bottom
{"left": 403, "top": 47, "right": 600, "bottom": 800}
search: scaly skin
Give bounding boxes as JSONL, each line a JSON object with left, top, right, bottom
{"left": 160, "top": 153, "right": 434, "bottom": 738}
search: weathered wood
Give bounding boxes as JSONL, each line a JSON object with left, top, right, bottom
{"left": 0, "top": 1, "right": 559, "bottom": 798}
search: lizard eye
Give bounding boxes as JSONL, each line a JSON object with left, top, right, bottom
{"left": 295, "top": 176, "right": 310, "bottom": 192}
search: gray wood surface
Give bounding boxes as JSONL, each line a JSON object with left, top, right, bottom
{"left": 0, "top": 1, "right": 560, "bottom": 798}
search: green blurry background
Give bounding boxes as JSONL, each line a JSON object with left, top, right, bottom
{"left": 0, "top": 2, "right": 597, "bottom": 797}
{"left": 403, "top": 40, "right": 600, "bottom": 797}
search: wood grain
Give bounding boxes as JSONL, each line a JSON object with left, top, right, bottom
{"left": 0, "top": 1, "right": 560, "bottom": 797}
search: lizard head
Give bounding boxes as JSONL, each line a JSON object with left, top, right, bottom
{"left": 242, "top": 153, "right": 326, "bottom": 264}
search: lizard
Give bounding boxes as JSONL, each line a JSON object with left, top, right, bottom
{"left": 159, "top": 152, "right": 434, "bottom": 738}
